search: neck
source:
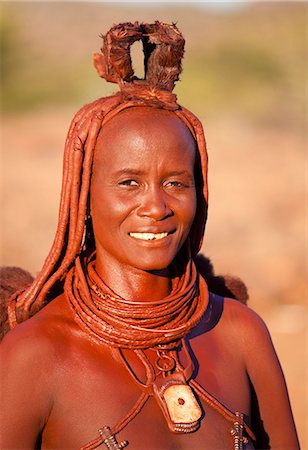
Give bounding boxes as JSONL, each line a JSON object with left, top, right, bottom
{"left": 95, "top": 252, "right": 172, "bottom": 302}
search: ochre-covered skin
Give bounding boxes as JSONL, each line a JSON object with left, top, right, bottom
{"left": 0, "top": 293, "right": 299, "bottom": 449}
{"left": 91, "top": 108, "right": 197, "bottom": 297}
{"left": 0, "top": 21, "right": 299, "bottom": 450}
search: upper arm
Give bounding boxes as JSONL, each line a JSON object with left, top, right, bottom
{"left": 0, "top": 325, "right": 54, "bottom": 449}
{"left": 238, "top": 304, "right": 300, "bottom": 449}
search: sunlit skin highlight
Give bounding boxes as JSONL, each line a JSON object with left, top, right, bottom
{"left": 90, "top": 107, "right": 197, "bottom": 302}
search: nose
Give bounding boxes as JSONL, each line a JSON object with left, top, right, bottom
{"left": 137, "top": 186, "right": 172, "bottom": 220}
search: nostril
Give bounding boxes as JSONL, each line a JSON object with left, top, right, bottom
{"left": 137, "top": 191, "right": 172, "bottom": 220}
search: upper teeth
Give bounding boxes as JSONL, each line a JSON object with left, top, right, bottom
{"left": 129, "top": 232, "right": 169, "bottom": 241}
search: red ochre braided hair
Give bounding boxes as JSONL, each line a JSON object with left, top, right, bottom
{"left": 8, "top": 21, "right": 208, "bottom": 329}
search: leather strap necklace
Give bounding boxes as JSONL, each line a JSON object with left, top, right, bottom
{"left": 66, "top": 251, "right": 206, "bottom": 349}
{"left": 64, "top": 253, "right": 255, "bottom": 449}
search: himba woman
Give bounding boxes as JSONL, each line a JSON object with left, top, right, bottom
{"left": 0, "top": 22, "right": 299, "bottom": 450}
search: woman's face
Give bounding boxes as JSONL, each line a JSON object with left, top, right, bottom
{"left": 90, "top": 107, "right": 197, "bottom": 273}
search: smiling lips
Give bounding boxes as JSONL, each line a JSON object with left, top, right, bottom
{"left": 129, "top": 232, "right": 170, "bottom": 241}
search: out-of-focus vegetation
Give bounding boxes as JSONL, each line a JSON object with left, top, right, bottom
{"left": 1, "top": 3, "right": 92, "bottom": 111}
{"left": 1, "top": 2, "right": 306, "bottom": 128}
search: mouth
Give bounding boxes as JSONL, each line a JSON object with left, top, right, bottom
{"left": 129, "top": 232, "right": 170, "bottom": 241}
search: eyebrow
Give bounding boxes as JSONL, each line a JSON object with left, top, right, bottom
{"left": 112, "top": 169, "right": 146, "bottom": 177}
{"left": 112, "top": 169, "right": 194, "bottom": 178}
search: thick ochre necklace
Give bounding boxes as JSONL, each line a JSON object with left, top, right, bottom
{"left": 66, "top": 251, "right": 206, "bottom": 349}
{"left": 64, "top": 252, "right": 255, "bottom": 450}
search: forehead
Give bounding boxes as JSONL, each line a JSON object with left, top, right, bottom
{"left": 93, "top": 107, "right": 196, "bottom": 171}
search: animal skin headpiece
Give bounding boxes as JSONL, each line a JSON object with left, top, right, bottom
{"left": 8, "top": 21, "right": 208, "bottom": 326}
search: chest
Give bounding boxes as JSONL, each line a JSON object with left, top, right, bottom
{"left": 41, "top": 332, "right": 253, "bottom": 449}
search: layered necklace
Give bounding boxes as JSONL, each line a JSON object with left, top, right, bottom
{"left": 64, "top": 252, "right": 255, "bottom": 450}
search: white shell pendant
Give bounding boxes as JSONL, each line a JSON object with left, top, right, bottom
{"left": 163, "top": 384, "right": 202, "bottom": 424}
{"left": 153, "top": 376, "right": 202, "bottom": 434}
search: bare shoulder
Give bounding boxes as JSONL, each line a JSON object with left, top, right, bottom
{"left": 221, "top": 297, "right": 280, "bottom": 370}
{"left": 0, "top": 297, "right": 70, "bottom": 448}
{"left": 221, "top": 297, "right": 299, "bottom": 448}
{"left": 0, "top": 294, "right": 77, "bottom": 380}
{"left": 222, "top": 297, "right": 272, "bottom": 345}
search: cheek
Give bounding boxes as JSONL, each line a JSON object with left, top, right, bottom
{"left": 90, "top": 183, "right": 115, "bottom": 231}
{"left": 90, "top": 184, "right": 134, "bottom": 230}
{"left": 175, "top": 191, "right": 197, "bottom": 231}
{"left": 186, "top": 190, "right": 197, "bottom": 223}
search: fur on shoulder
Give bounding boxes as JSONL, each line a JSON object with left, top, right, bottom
{"left": 195, "top": 254, "right": 249, "bottom": 305}
{"left": 0, "top": 267, "right": 34, "bottom": 340}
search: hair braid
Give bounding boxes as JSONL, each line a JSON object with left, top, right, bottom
{"left": 13, "top": 101, "right": 100, "bottom": 315}
{"left": 12, "top": 98, "right": 119, "bottom": 323}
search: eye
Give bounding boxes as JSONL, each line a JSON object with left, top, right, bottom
{"left": 166, "top": 181, "right": 185, "bottom": 187}
{"left": 165, "top": 180, "right": 186, "bottom": 188}
{"left": 118, "top": 179, "right": 139, "bottom": 187}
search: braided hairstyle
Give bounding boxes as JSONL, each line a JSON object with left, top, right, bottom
{"left": 8, "top": 21, "right": 208, "bottom": 329}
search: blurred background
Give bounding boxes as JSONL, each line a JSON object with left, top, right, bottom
{"left": 1, "top": 1, "right": 307, "bottom": 446}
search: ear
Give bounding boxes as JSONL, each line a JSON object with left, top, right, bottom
{"left": 93, "top": 52, "right": 106, "bottom": 78}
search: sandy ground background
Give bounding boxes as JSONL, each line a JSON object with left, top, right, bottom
{"left": 1, "top": 2, "right": 307, "bottom": 447}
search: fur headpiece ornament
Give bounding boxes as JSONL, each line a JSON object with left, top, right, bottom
{"left": 93, "top": 21, "right": 184, "bottom": 109}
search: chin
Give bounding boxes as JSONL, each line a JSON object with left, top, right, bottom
{"left": 134, "top": 261, "right": 172, "bottom": 272}
{"left": 125, "top": 242, "right": 187, "bottom": 272}
{"left": 129, "top": 254, "right": 175, "bottom": 272}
